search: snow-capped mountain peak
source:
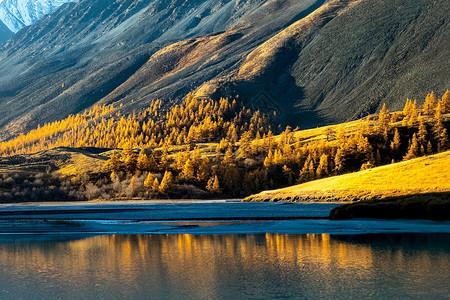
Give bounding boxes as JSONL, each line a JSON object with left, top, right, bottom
{"left": 0, "top": 0, "right": 72, "bottom": 32}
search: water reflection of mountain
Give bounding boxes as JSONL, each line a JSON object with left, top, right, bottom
{"left": 0, "top": 234, "right": 448, "bottom": 299}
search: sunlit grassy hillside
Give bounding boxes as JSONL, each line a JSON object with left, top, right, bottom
{"left": 245, "top": 151, "right": 450, "bottom": 202}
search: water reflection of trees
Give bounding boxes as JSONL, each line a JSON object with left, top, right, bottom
{"left": 0, "top": 234, "right": 448, "bottom": 298}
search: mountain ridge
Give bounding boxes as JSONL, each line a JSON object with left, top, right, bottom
{"left": 0, "top": 0, "right": 321, "bottom": 139}
{"left": 205, "top": 0, "right": 449, "bottom": 126}
{"left": 0, "top": 0, "right": 71, "bottom": 32}
{"left": 0, "top": 0, "right": 448, "bottom": 140}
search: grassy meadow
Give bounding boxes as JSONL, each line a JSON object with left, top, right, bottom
{"left": 245, "top": 150, "right": 450, "bottom": 202}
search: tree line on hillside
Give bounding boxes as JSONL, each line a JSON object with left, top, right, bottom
{"left": 0, "top": 94, "right": 273, "bottom": 156}
{"left": 0, "top": 90, "right": 448, "bottom": 201}
{"left": 92, "top": 91, "right": 448, "bottom": 199}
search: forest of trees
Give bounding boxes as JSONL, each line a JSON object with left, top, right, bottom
{"left": 0, "top": 90, "right": 448, "bottom": 201}
{"left": 0, "top": 94, "right": 272, "bottom": 156}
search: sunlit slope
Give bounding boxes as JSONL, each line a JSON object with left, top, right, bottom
{"left": 245, "top": 151, "right": 450, "bottom": 202}
{"left": 0, "top": 147, "right": 107, "bottom": 175}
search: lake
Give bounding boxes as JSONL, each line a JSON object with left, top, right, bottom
{"left": 0, "top": 201, "right": 449, "bottom": 299}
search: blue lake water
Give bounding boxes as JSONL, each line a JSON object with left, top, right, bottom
{"left": 0, "top": 201, "right": 449, "bottom": 299}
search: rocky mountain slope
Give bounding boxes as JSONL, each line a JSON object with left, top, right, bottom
{"left": 0, "top": 19, "right": 11, "bottom": 43}
{"left": 0, "top": 0, "right": 448, "bottom": 140}
{"left": 234, "top": 0, "right": 450, "bottom": 125}
{"left": 0, "top": 0, "right": 71, "bottom": 32}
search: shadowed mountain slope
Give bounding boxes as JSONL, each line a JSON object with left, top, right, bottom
{"left": 0, "top": 19, "right": 12, "bottom": 44}
{"left": 0, "top": 0, "right": 448, "bottom": 140}
{"left": 204, "top": 0, "right": 450, "bottom": 127}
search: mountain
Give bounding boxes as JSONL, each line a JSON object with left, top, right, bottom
{"left": 0, "top": 0, "right": 71, "bottom": 32}
{"left": 227, "top": 0, "right": 450, "bottom": 126}
{"left": 0, "top": 0, "right": 322, "bottom": 138}
{"left": 0, "top": 18, "right": 12, "bottom": 44}
{"left": 0, "top": 0, "right": 448, "bottom": 140}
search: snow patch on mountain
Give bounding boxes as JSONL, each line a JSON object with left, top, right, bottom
{"left": 0, "top": 0, "right": 72, "bottom": 32}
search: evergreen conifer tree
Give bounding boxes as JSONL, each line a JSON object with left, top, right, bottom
{"left": 144, "top": 173, "right": 154, "bottom": 188}
{"left": 159, "top": 171, "right": 173, "bottom": 193}
{"left": 137, "top": 148, "right": 150, "bottom": 171}
{"left": 404, "top": 133, "right": 419, "bottom": 161}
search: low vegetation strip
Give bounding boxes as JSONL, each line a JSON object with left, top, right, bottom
{"left": 244, "top": 151, "right": 450, "bottom": 203}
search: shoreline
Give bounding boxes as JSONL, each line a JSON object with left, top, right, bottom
{"left": 0, "top": 198, "right": 345, "bottom": 205}
{"left": 1, "top": 193, "right": 449, "bottom": 222}
{"left": 245, "top": 192, "right": 450, "bottom": 221}
{"left": 0, "top": 201, "right": 448, "bottom": 236}
{"left": 330, "top": 192, "right": 450, "bottom": 221}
